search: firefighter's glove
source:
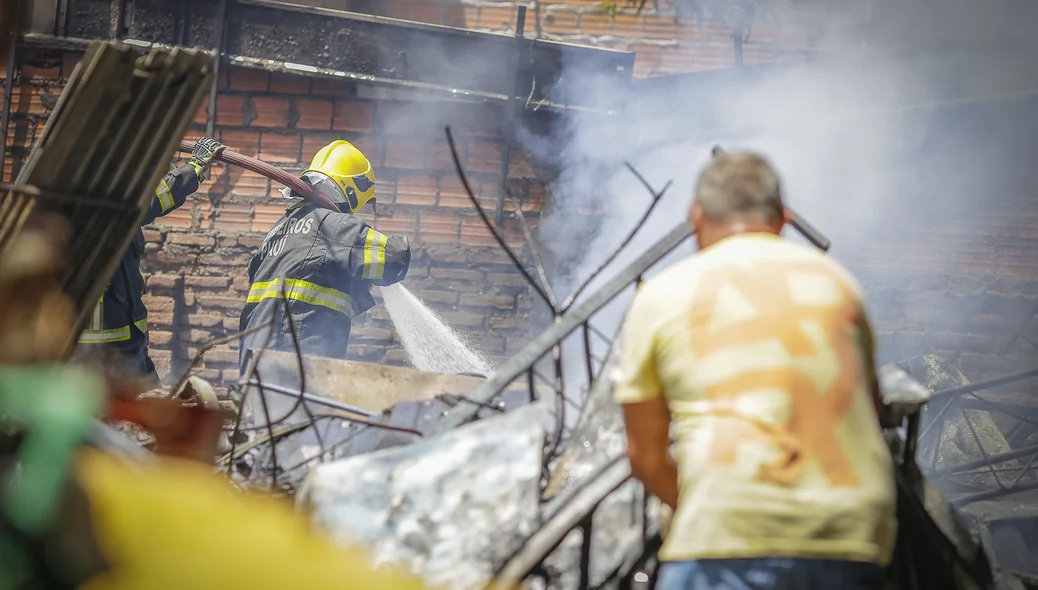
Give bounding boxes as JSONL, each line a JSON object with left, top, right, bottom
{"left": 189, "top": 137, "right": 225, "bottom": 183}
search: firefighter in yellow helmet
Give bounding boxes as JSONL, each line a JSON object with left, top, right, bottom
{"left": 238, "top": 140, "right": 411, "bottom": 371}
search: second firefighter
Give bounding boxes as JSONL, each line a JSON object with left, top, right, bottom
{"left": 238, "top": 140, "right": 411, "bottom": 372}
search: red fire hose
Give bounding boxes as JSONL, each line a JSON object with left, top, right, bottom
{"left": 178, "top": 139, "right": 338, "bottom": 211}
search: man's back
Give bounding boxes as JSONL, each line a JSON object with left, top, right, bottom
{"left": 617, "top": 232, "right": 896, "bottom": 565}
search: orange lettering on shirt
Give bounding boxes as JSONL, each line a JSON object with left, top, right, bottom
{"left": 686, "top": 261, "right": 863, "bottom": 488}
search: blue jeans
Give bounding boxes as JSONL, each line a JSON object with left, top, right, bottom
{"left": 656, "top": 558, "right": 885, "bottom": 590}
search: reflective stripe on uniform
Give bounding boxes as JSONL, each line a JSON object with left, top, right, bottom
{"left": 134, "top": 318, "right": 148, "bottom": 334}
{"left": 361, "top": 230, "right": 388, "bottom": 280}
{"left": 156, "top": 179, "right": 175, "bottom": 213}
{"left": 79, "top": 326, "right": 132, "bottom": 344}
{"left": 246, "top": 278, "right": 360, "bottom": 318}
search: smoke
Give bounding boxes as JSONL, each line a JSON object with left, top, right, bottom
{"left": 522, "top": 0, "right": 1038, "bottom": 406}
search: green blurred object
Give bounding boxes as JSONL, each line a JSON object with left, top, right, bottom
{"left": 0, "top": 365, "right": 106, "bottom": 590}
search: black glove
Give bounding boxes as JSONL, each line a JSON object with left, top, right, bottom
{"left": 189, "top": 137, "right": 225, "bottom": 182}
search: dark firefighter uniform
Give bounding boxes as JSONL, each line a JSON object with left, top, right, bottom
{"left": 76, "top": 138, "right": 224, "bottom": 379}
{"left": 238, "top": 140, "right": 411, "bottom": 372}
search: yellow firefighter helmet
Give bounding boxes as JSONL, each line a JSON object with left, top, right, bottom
{"left": 303, "top": 140, "right": 376, "bottom": 213}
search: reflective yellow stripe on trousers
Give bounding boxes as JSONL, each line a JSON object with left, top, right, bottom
{"left": 246, "top": 278, "right": 360, "bottom": 318}
{"left": 362, "top": 230, "right": 388, "bottom": 280}
{"left": 78, "top": 293, "right": 135, "bottom": 344}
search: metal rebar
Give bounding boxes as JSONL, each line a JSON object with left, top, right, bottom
{"left": 0, "top": 0, "right": 22, "bottom": 183}
{"left": 509, "top": 190, "right": 556, "bottom": 309}
{"left": 243, "top": 380, "right": 376, "bottom": 418}
{"left": 445, "top": 125, "right": 555, "bottom": 311}
{"left": 560, "top": 163, "right": 671, "bottom": 312}
{"left": 432, "top": 222, "right": 693, "bottom": 434}
{"left": 493, "top": 4, "right": 527, "bottom": 228}
{"left": 929, "top": 366, "right": 1038, "bottom": 403}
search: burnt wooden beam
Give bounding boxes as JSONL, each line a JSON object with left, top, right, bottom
{"left": 33, "top": 0, "right": 634, "bottom": 113}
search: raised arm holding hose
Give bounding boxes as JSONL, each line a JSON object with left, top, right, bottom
{"left": 74, "top": 137, "right": 225, "bottom": 385}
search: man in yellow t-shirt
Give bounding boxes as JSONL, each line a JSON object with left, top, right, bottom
{"left": 616, "top": 152, "right": 896, "bottom": 590}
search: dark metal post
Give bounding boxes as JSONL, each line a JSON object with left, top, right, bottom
{"left": 733, "top": 25, "right": 744, "bottom": 66}
{"left": 109, "top": 0, "right": 127, "bottom": 40}
{"left": 0, "top": 0, "right": 22, "bottom": 183}
{"left": 205, "top": 0, "right": 229, "bottom": 139}
{"left": 493, "top": 4, "right": 527, "bottom": 228}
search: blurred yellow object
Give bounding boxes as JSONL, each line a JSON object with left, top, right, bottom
{"left": 74, "top": 449, "right": 432, "bottom": 590}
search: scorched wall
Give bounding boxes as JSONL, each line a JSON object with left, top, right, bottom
{"left": 4, "top": 49, "right": 551, "bottom": 385}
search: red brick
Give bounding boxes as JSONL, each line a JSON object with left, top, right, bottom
{"left": 611, "top": 12, "right": 645, "bottom": 38}
{"left": 466, "top": 140, "right": 503, "bottom": 174}
{"left": 147, "top": 274, "right": 181, "bottom": 290}
{"left": 385, "top": 0, "right": 412, "bottom": 19}
{"left": 253, "top": 202, "right": 286, "bottom": 232}
{"left": 460, "top": 293, "right": 515, "bottom": 310}
{"left": 543, "top": 10, "right": 578, "bottom": 35}
{"left": 150, "top": 330, "right": 174, "bottom": 346}
{"left": 333, "top": 101, "right": 375, "bottom": 132}
{"left": 199, "top": 251, "right": 252, "bottom": 267}
{"left": 20, "top": 51, "right": 61, "bottom": 78}
{"left": 142, "top": 229, "right": 163, "bottom": 243}
{"left": 167, "top": 232, "right": 215, "bottom": 247}
{"left": 438, "top": 176, "right": 474, "bottom": 209}
{"left": 197, "top": 296, "right": 245, "bottom": 311}
{"left": 156, "top": 209, "right": 193, "bottom": 229}
{"left": 238, "top": 235, "right": 264, "bottom": 249}
{"left": 212, "top": 202, "right": 252, "bottom": 232}
{"left": 294, "top": 98, "right": 334, "bottom": 130}
{"left": 417, "top": 211, "right": 460, "bottom": 243}
{"left": 197, "top": 345, "right": 240, "bottom": 365}
{"left": 227, "top": 67, "right": 270, "bottom": 92}
{"left": 412, "top": 1, "right": 445, "bottom": 25}
{"left": 222, "top": 368, "right": 241, "bottom": 382}
{"left": 417, "top": 290, "right": 459, "bottom": 305}
{"left": 486, "top": 272, "right": 530, "bottom": 287}
{"left": 270, "top": 72, "right": 311, "bottom": 95}
{"left": 396, "top": 175, "right": 438, "bottom": 206}
{"left": 219, "top": 129, "right": 261, "bottom": 157}
{"left": 426, "top": 139, "right": 456, "bottom": 173}
{"left": 258, "top": 132, "right": 302, "bottom": 162}
{"left": 385, "top": 138, "right": 426, "bottom": 170}
{"left": 143, "top": 295, "right": 176, "bottom": 313}
{"left": 184, "top": 315, "right": 225, "bottom": 329}
{"left": 215, "top": 95, "right": 247, "bottom": 126}
{"left": 251, "top": 96, "right": 291, "bottom": 127}
{"left": 61, "top": 51, "right": 83, "bottom": 77}
{"left": 479, "top": 5, "right": 515, "bottom": 31}
{"left": 439, "top": 312, "right": 485, "bottom": 328}
{"left": 352, "top": 136, "right": 385, "bottom": 167}
{"left": 460, "top": 217, "right": 497, "bottom": 247}
{"left": 184, "top": 276, "right": 232, "bottom": 289}
{"left": 374, "top": 210, "right": 416, "bottom": 235}
{"left": 429, "top": 267, "right": 483, "bottom": 282}
{"left": 225, "top": 169, "right": 270, "bottom": 198}
{"left": 193, "top": 102, "right": 208, "bottom": 126}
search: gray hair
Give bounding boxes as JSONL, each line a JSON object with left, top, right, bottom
{"left": 693, "top": 152, "right": 784, "bottom": 224}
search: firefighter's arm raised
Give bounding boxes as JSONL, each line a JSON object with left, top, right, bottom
{"left": 351, "top": 225, "right": 412, "bottom": 287}
{"left": 141, "top": 138, "right": 225, "bottom": 225}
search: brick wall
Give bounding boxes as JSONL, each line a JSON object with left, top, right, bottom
{"left": 285, "top": 0, "right": 856, "bottom": 77}
{"left": 4, "top": 49, "right": 551, "bottom": 385}
{"left": 844, "top": 204, "right": 1038, "bottom": 395}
